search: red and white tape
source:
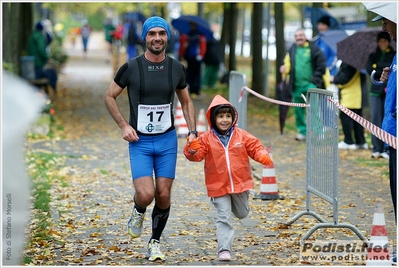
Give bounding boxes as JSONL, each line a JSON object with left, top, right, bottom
{"left": 239, "top": 86, "right": 308, "bottom": 107}
{"left": 329, "top": 98, "right": 397, "bottom": 149}
{"left": 239, "top": 86, "right": 397, "bottom": 149}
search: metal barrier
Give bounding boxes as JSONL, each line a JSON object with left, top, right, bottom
{"left": 285, "top": 89, "right": 367, "bottom": 242}
{"left": 229, "top": 71, "right": 247, "bottom": 130}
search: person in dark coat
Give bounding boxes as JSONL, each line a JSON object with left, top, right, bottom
{"left": 202, "top": 37, "right": 223, "bottom": 89}
{"left": 331, "top": 62, "right": 368, "bottom": 150}
{"left": 279, "top": 28, "right": 326, "bottom": 141}
{"left": 366, "top": 31, "right": 396, "bottom": 159}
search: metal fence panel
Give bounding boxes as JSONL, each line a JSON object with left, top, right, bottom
{"left": 228, "top": 71, "right": 247, "bottom": 130}
{"left": 285, "top": 89, "right": 367, "bottom": 242}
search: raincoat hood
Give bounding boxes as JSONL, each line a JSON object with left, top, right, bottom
{"left": 206, "top": 95, "right": 238, "bottom": 134}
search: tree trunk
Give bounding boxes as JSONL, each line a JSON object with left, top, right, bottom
{"left": 220, "top": 3, "right": 229, "bottom": 69}
{"left": 274, "top": 3, "right": 285, "bottom": 86}
{"left": 3, "top": 3, "right": 34, "bottom": 74}
{"left": 251, "top": 3, "right": 263, "bottom": 93}
{"left": 3, "top": 3, "right": 11, "bottom": 65}
{"left": 197, "top": 3, "right": 204, "bottom": 17}
{"left": 228, "top": 3, "right": 238, "bottom": 71}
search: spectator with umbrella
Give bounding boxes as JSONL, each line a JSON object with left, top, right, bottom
{"left": 366, "top": 31, "right": 395, "bottom": 159}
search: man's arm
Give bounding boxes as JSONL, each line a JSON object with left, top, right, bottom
{"left": 176, "top": 87, "right": 196, "bottom": 142}
{"left": 104, "top": 81, "right": 139, "bottom": 142}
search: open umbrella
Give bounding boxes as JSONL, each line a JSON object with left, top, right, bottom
{"left": 316, "top": 29, "right": 348, "bottom": 54}
{"left": 337, "top": 27, "right": 396, "bottom": 70}
{"left": 362, "top": 2, "right": 397, "bottom": 23}
{"left": 171, "top": 15, "right": 213, "bottom": 40}
{"left": 306, "top": 7, "right": 341, "bottom": 31}
{"left": 276, "top": 74, "right": 292, "bottom": 134}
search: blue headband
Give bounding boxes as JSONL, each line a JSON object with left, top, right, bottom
{"left": 142, "top": 16, "right": 171, "bottom": 40}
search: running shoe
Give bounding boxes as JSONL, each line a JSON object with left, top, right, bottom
{"left": 146, "top": 239, "right": 165, "bottom": 261}
{"left": 338, "top": 141, "right": 357, "bottom": 150}
{"left": 127, "top": 207, "right": 145, "bottom": 238}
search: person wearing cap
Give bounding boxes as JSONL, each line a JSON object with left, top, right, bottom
{"left": 366, "top": 31, "right": 396, "bottom": 159}
{"left": 183, "top": 94, "right": 273, "bottom": 262}
{"left": 104, "top": 16, "right": 197, "bottom": 262}
{"left": 372, "top": 13, "right": 397, "bottom": 225}
{"left": 314, "top": 15, "right": 339, "bottom": 76}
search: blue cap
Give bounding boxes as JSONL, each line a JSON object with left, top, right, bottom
{"left": 142, "top": 16, "right": 170, "bottom": 40}
{"left": 36, "top": 21, "right": 43, "bottom": 31}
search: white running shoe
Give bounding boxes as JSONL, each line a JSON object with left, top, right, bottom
{"left": 380, "top": 152, "right": 390, "bottom": 160}
{"left": 357, "top": 143, "right": 369, "bottom": 149}
{"left": 371, "top": 152, "right": 381, "bottom": 158}
{"left": 295, "top": 133, "right": 306, "bottom": 141}
{"left": 146, "top": 239, "right": 165, "bottom": 261}
{"left": 338, "top": 141, "right": 357, "bottom": 150}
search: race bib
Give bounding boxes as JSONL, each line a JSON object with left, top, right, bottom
{"left": 137, "top": 104, "right": 172, "bottom": 134}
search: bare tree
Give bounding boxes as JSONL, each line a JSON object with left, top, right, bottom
{"left": 251, "top": 2, "right": 263, "bottom": 93}
{"left": 3, "top": 3, "right": 33, "bottom": 74}
{"left": 228, "top": 3, "right": 238, "bottom": 72}
{"left": 274, "top": 3, "right": 285, "bottom": 87}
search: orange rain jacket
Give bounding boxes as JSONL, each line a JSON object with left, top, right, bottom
{"left": 184, "top": 95, "right": 270, "bottom": 198}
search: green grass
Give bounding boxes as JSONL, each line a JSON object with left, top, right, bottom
{"left": 23, "top": 151, "right": 67, "bottom": 264}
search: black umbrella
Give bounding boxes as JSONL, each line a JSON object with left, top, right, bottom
{"left": 276, "top": 75, "right": 292, "bottom": 134}
{"left": 337, "top": 27, "right": 396, "bottom": 70}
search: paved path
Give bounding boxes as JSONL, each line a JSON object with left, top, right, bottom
{"left": 26, "top": 31, "right": 396, "bottom": 266}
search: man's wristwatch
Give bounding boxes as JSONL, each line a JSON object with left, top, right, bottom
{"left": 188, "top": 130, "right": 198, "bottom": 137}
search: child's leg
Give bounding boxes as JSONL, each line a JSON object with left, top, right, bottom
{"left": 231, "top": 191, "right": 250, "bottom": 219}
{"left": 211, "top": 195, "right": 234, "bottom": 253}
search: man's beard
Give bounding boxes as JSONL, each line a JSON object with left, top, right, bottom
{"left": 147, "top": 42, "right": 167, "bottom": 55}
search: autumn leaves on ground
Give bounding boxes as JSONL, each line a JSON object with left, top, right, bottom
{"left": 23, "top": 36, "right": 395, "bottom": 266}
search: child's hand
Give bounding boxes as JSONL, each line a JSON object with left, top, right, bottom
{"left": 259, "top": 154, "right": 272, "bottom": 166}
{"left": 185, "top": 138, "right": 200, "bottom": 154}
{"left": 188, "top": 139, "right": 201, "bottom": 150}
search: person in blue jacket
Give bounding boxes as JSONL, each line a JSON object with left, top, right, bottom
{"left": 314, "top": 15, "right": 338, "bottom": 76}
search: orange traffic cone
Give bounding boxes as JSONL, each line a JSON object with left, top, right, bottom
{"left": 197, "top": 108, "right": 207, "bottom": 136}
{"left": 254, "top": 146, "right": 284, "bottom": 200}
{"left": 366, "top": 200, "right": 391, "bottom": 266}
{"left": 175, "top": 101, "right": 188, "bottom": 138}
{"left": 177, "top": 122, "right": 189, "bottom": 138}
{"left": 174, "top": 101, "right": 185, "bottom": 128}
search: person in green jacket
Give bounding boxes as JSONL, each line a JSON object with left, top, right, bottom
{"left": 279, "top": 28, "right": 326, "bottom": 141}
{"left": 103, "top": 18, "right": 115, "bottom": 63}
{"left": 27, "top": 21, "right": 58, "bottom": 92}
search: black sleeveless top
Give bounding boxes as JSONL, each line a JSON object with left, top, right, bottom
{"left": 114, "top": 54, "right": 187, "bottom": 135}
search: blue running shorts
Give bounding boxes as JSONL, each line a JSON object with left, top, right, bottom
{"left": 129, "top": 129, "right": 178, "bottom": 180}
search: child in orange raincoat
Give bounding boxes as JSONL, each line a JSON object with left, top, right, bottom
{"left": 183, "top": 94, "right": 272, "bottom": 261}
